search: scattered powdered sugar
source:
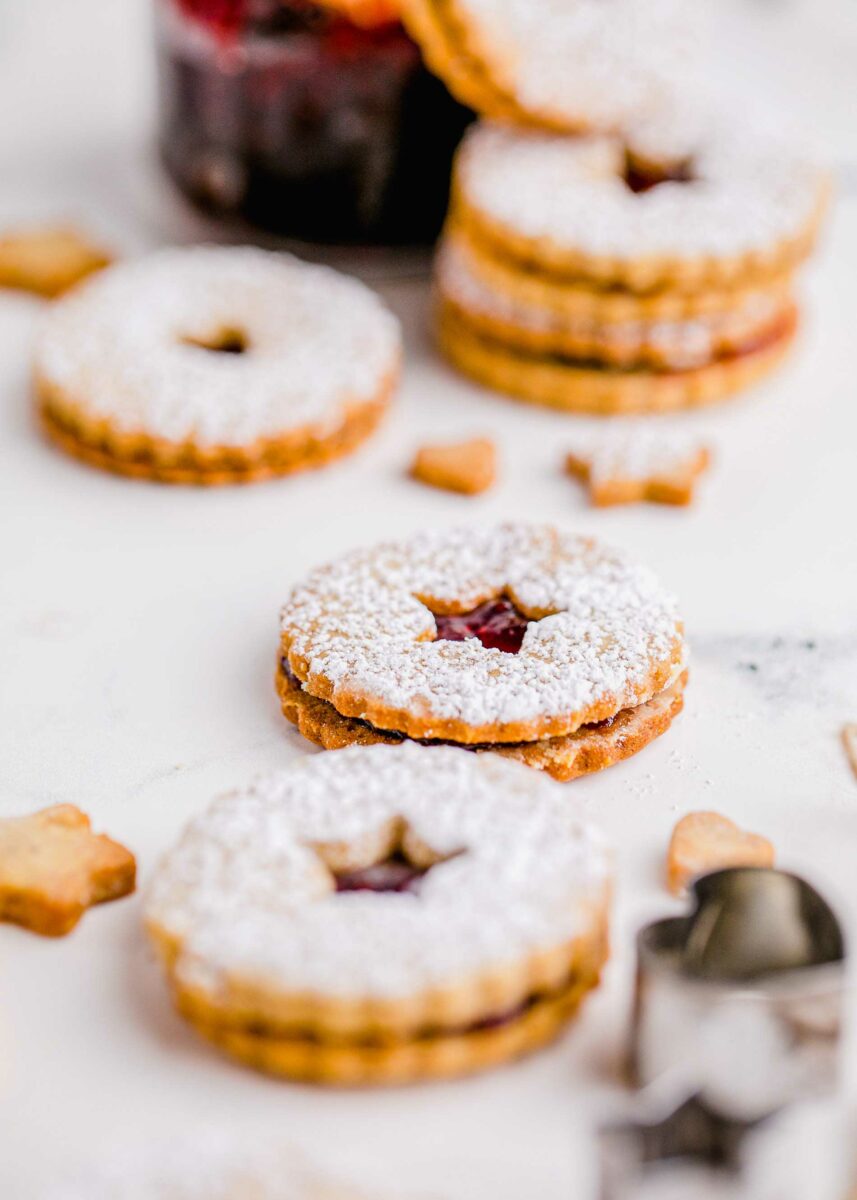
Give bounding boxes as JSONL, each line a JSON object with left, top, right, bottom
{"left": 436, "top": 234, "right": 786, "bottom": 368}
{"left": 458, "top": 120, "right": 825, "bottom": 262}
{"left": 280, "top": 522, "right": 684, "bottom": 731}
{"left": 35, "top": 246, "right": 401, "bottom": 447}
{"left": 565, "top": 428, "right": 708, "bottom": 486}
{"left": 453, "top": 0, "right": 697, "bottom": 130}
{"left": 145, "top": 743, "right": 611, "bottom": 999}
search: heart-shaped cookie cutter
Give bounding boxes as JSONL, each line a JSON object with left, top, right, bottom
{"left": 631, "top": 868, "right": 846, "bottom": 1118}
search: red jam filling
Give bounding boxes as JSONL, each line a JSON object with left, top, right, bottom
{"left": 334, "top": 854, "right": 428, "bottom": 893}
{"left": 432, "top": 598, "right": 532, "bottom": 654}
{"left": 624, "top": 154, "right": 695, "bottom": 195}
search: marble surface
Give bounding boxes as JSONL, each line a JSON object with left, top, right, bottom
{"left": 0, "top": 1, "right": 855, "bottom": 1195}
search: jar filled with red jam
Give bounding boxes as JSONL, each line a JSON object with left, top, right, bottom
{"left": 155, "top": 0, "right": 472, "bottom": 244}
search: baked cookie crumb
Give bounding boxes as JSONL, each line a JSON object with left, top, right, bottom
{"left": 0, "top": 225, "right": 111, "bottom": 297}
{"left": 0, "top": 804, "right": 136, "bottom": 936}
{"left": 666, "top": 810, "right": 774, "bottom": 896}
{"left": 410, "top": 437, "right": 496, "bottom": 494}
{"left": 566, "top": 430, "right": 710, "bottom": 506}
{"left": 842, "top": 724, "right": 857, "bottom": 780}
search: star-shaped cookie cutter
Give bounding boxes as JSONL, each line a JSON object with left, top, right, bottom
{"left": 599, "top": 1083, "right": 848, "bottom": 1200}
{"left": 631, "top": 868, "right": 846, "bottom": 1117}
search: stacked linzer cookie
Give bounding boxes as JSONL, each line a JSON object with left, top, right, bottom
{"left": 400, "top": 0, "right": 829, "bottom": 414}
{"left": 277, "top": 523, "right": 688, "bottom": 783}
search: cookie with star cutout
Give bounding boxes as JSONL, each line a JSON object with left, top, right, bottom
{"left": 145, "top": 743, "right": 612, "bottom": 1084}
{"left": 277, "top": 522, "right": 687, "bottom": 774}
{"left": 0, "top": 805, "right": 136, "bottom": 936}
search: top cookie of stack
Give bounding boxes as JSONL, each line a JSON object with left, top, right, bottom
{"left": 401, "top": 0, "right": 829, "bottom": 415}
{"left": 401, "top": 0, "right": 695, "bottom": 133}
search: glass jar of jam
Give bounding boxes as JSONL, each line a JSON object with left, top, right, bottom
{"left": 155, "top": 0, "right": 472, "bottom": 244}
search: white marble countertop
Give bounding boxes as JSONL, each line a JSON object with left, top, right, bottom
{"left": 1, "top": 1, "right": 856, "bottom": 1195}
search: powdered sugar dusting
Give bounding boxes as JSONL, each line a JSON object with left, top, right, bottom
{"left": 145, "top": 744, "right": 610, "bottom": 999}
{"left": 436, "top": 234, "right": 786, "bottom": 368}
{"left": 35, "top": 246, "right": 401, "bottom": 447}
{"left": 454, "top": 0, "right": 697, "bottom": 129}
{"left": 280, "top": 522, "right": 684, "bottom": 733}
{"left": 458, "top": 120, "right": 824, "bottom": 262}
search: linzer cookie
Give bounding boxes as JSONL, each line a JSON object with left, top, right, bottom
{"left": 453, "top": 120, "right": 828, "bottom": 291}
{"left": 400, "top": 0, "right": 696, "bottom": 133}
{"left": 434, "top": 115, "right": 825, "bottom": 413}
{"left": 278, "top": 664, "right": 686, "bottom": 782}
{"left": 437, "top": 303, "right": 795, "bottom": 415}
{"left": 34, "top": 246, "right": 401, "bottom": 485}
{"left": 437, "top": 234, "right": 795, "bottom": 371}
{"left": 277, "top": 522, "right": 687, "bottom": 778}
{"left": 144, "top": 743, "right": 612, "bottom": 1084}
{"left": 442, "top": 221, "right": 798, "bottom": 326}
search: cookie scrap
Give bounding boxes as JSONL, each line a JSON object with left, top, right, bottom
{"left": 410, "top": 437, "right": 496, "bottom": 494}
{"left": 0, "top": 225, "right": 111, "bottom": 297}
{"left": 565, "top": 431, "right": 711, "bottom": 507}
{"left": 842, "top": 725, "right": 857, "bottom": 780}
{"left": 0, "top": 805, "right": 136, "bottom": 936}
{"left": 666, "top": 811, "right": 775, "bottom": 896}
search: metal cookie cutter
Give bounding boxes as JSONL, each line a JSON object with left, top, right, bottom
{"left": 631, "top": 868, "right": 846, "bottom": 1118}
{"left": 599, "top": 1084, "right": 850, "bottom": 1200}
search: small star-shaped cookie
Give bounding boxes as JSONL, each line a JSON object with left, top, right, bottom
{"left": 0, "top": 805, "right": 136, "bottom": 936}
{"left": 566, "top": 430, "right": 710, "bottom": 507}
{"left": 0, "top": 225, "right": 112, "bottom": 297}
{"left": 410, "top": 437, "right": 496, "bottom": 495}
